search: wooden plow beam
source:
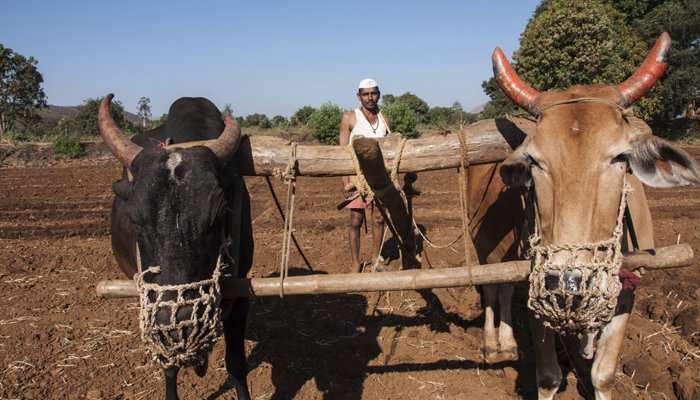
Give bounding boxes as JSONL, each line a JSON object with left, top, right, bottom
{"left": 227, "top": 118, "right": 531, "bottom": 177}
{"left": 96, "top": 243, "right": 694, "bottom": 299}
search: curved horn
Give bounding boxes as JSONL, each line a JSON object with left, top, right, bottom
{"left": 618, "top": 32, "right": 671, "bottom": 107}
{"left": 98, "top": 94, "right": 142, "bottom": 167}
{"left": 204, "top": 113, "right": 242, "bottom": 160}
{"left": 492, "top": 47, "right": 540, "bottom": 115}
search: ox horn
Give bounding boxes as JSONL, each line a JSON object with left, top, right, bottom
{"left": 492, "top": 47, "right": 540, "bottom": 115}
{"left": 204, "top": 113, "right": 242, "bottom": 160}
{"left": 617, "top": 32, "right": 671, "bottom": 107}
{"left": 98, "top": 94, "right": 143, "bottom": 167}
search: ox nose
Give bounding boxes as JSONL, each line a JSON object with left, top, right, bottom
{"left": 152, "top": 289, "right": 206, "bottom": 341}
{"left": 544, "top": 270, "right": 586, "bottom": 310}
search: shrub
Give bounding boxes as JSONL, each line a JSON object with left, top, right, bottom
{"left": 53, "top": 135, "right": 85, "bottom": 158}
{"left": 309, "top": 102, "right": 343, "bottom": 144}
{"left": 291, "top": 106, "right": 316, "bottom": 126}
{"left": 271, "top": 115, "right": 289, "bottom": 128}
{"left": 73, "top": 97, "right": 127, "bottom": 136}
{"left": 243, "top": 113, "right": 271, "bottom": 128}
{"left": 382, "top": 102, "right": 418, "bottom": 138}
{"left": 4, "top": 130, "right": 28, "bottom": 144}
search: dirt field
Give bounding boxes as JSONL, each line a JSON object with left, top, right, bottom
{"left": 1, "top": 147, "right": 700, "bottom": 399}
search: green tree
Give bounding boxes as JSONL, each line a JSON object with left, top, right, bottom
{"left": 479, "top": 77, "right": 518, "bottom": 118}
{"left": 309, "top": 102, "right": 343, "bottom": 144}
{"left": 611, "top": 0, "right": 700, "bottom": 118}
{"left": 395, "top": 92, "right": 430, "bottom": 123}
{"left": 136, "top": 97, "right": 151, "bottom": 128}
{"left": 482, "top": 0, "right": 659, "bottom": 118}
{"left": 381, "top": 93, "right": 396, "bottom": 106}
{"left": 221, "top": 103, "right": 233, "bottom": 116}
{"left": 73, "top": 97, "right": 128, "bottom": 136}
{"left": 243, "top": 113, "right": 271, "bottom": 128}
{"left": 0, "top": 44, "right": 47, "bottom": 139}
{"left": 271, "top": 115, "right": 289, "bottom": 127}
{"left": 382, "top": 101, "right": 418, "bottom": 138}
{"left": 291, "top": 106, "right": 316, "bottom": 126}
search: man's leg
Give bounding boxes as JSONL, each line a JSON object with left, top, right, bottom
{"left": 349, "top": 209, "right": 364, "bottom": 271}
{"left": 371, "top": 203, "right": 385, "bottom": 262}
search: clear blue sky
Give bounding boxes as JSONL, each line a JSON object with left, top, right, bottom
{"left": 2, "top": 0, "right": 540, "bottom": 117}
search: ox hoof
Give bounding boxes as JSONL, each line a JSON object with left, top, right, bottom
{"left": 482, "top": 345, "right": 500, "bottom": 364}
{"left": 226, "top": 374, "right": 251, "bottom": 400}
{"left": 193, "top": 358, "right": 208, "bottom": 377}
{"left": 499, "top": 346, "right": 519, "bottom": 362}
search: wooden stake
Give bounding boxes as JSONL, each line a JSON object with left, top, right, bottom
{"left": 351, "top": 138, "right": 418, "bottom": 268}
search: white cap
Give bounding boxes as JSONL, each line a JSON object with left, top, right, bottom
{"left": 358, "top": 78, "right": 378, "bottom": 90}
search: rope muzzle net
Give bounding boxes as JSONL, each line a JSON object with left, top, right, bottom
{"left": 134, "top": 249, "right": 224, "bottom": 369}
{"left": 527, "top": 175, "right": 632, "bottom": 334}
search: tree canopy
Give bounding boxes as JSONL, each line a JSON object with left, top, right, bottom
{"left": 73, "top": 97, "right": 128, "bottom": 136}
{"left": 481, "top": 0, "right": 661, "bottom": 119}
{"left": 291, "top": 106, "right": 316, "bottom": 126}
{"left": 309, "top": 102, "right": 343, "bottom": 144}
{"left": 610, "top": 0, "right": 700, "bottom": 118}
{"left": 382, "top": 101, "right": 418, "bottom": 138}
{"left": 0, "top": 44, "right": 47, "bottom": 138}
{"left": 384, "top": 92, "right": 430, "bottom": 123}
{"left": 136, "top": 97, "right": 151, "bottom": 128}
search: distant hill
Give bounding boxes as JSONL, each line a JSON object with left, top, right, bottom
{"left": 39, "top": 105, "right": 141, "bottom": 125}
{"left": 469, "top": 102, "right": 487, "bottom": 114}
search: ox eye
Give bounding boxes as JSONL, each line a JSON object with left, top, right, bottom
{"left": 611, "top": 153, "right": 628, "bottom": 164}
{"left": 527, "top": 154, "right": 543, "bottom": 170}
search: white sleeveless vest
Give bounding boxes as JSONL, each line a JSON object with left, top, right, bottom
{"left": 349, "top": 108, "right": 390, "bottom": 143}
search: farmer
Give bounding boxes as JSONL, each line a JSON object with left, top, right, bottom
{"left": 338, "top": 78, "right": 391, "bottom": 272}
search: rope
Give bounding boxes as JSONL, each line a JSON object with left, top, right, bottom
{"left": 537, "top": 97, "right": 632, "bottom": 116}
{"left": 390, "top": 138, "right": 407, "bottom": 183}
{"left": 347, "top": 143, "right": 374, "bottom": 202}
{"left": 278, "top": 143, "right": 297, "bottom": 297}
{"left": 456, "top": 129, "right": 478, "bottom": 272}
{"left": 263, "top": 176, "right": 313, "bottom": 272}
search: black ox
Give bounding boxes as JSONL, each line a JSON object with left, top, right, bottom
{"left": 98, "top": 94, "right": 253, "bottom": 400}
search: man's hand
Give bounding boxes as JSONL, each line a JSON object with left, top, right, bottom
{"left": 343, "top": 182, "right": 357, "bottom": 198}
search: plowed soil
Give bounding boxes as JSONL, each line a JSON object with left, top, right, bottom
{"left": 1, "top": 147, "right": 700, "bottom": 399}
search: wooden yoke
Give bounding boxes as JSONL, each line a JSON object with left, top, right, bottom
{"left": 351, "top": 137, "right": 420, "bottom": 268}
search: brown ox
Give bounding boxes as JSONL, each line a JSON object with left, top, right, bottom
{"left": 468, "top": 32, "right": 699, "bottom": 399}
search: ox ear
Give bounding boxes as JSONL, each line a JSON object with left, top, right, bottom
{"left": 628, "top": 135, "right": 700, "bottom": 188}
{"left": 500, "top": 142, "right": 533, "bottom": 187}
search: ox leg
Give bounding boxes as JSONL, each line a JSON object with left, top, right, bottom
{"left": 163, "top": 367, "right": 179, "bottom": 400}
{"left": 223, "top": 298, "right": 251, "bottom": 400}
{"left": 482, "top": 285, "right": 499, "bottom": 362}
{"left": 531, "top": 317, "right": 562, "bottom": 400}
{"left": 579, "top": 331, "right": 598, "bottom": 360}
{"left": 591, "top": 292, "right": 633, "bottom": 400}
{"left": 497, "top": 283, "right": 518, "bottom": 360}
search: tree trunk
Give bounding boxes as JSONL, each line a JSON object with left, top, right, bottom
{"left": 213, "top": 117, "right": 532, "bottom": 177}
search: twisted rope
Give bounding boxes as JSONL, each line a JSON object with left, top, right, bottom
{"left": 278, "top": 143, "right": 298, "bottom": 297}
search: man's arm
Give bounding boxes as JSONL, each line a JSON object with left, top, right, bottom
{"left": 339, "top": 111, "right": 355, "bottom": 193}
{"left": 380, "top": 112, "right": 391, "bottom": 134}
